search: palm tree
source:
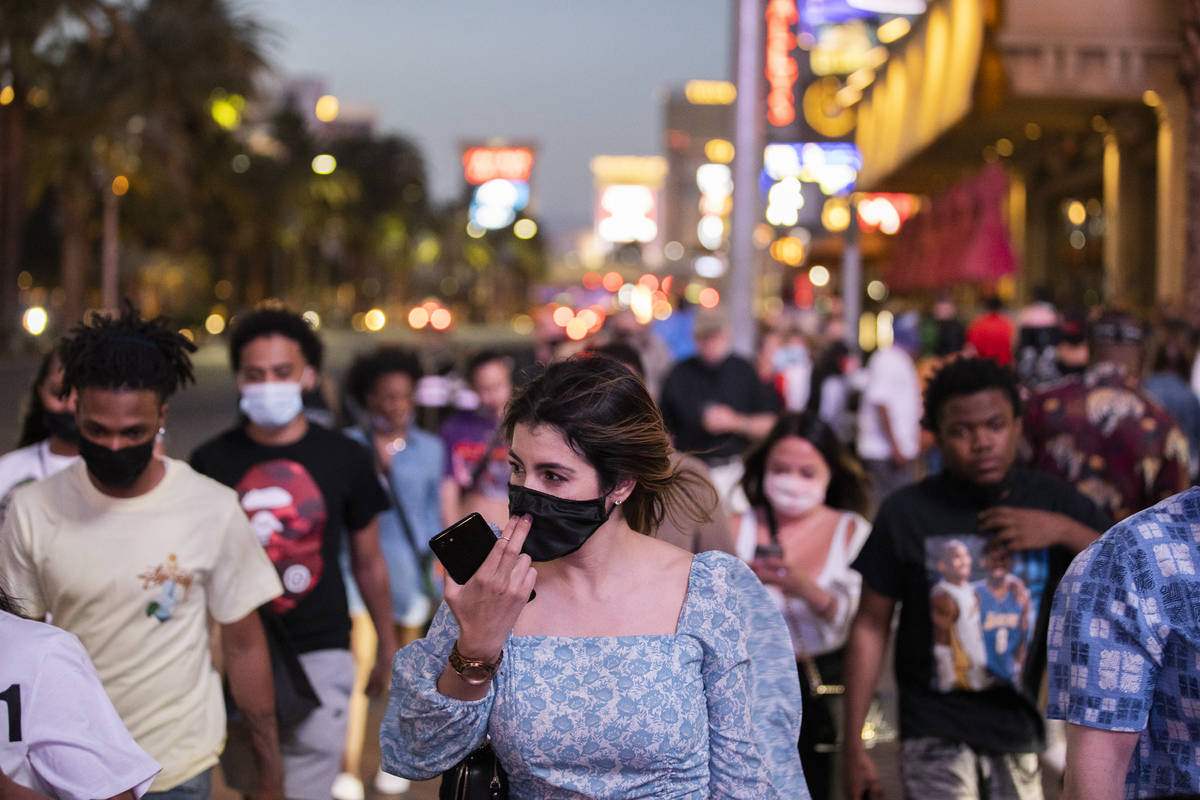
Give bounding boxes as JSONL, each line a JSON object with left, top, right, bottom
{"left": 0, "top": 0, "right": 112, "bottom": 343}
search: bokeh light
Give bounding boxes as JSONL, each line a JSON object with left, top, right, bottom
{"left": 22, "top": 307, "right": 47, "bottom": 336}
{"left": 204, "top": 313, "right": 226, "bottom": 335}
{"left": 513, "top": 219, "right": 538, "bottom": 239}
{"left": 511, "top": 314, "right": 534, "bottom": 335}
{"left": 111, "top": 175, "right": 130, "bottom": 196}
{"left": 430, "top": 308, "right": 452, "bottom": 330}
{"left": 311, "top": 154, "right": 337, "bottom": 175}
{"left": 809, "top": 265, "right": 831, "bottom": 287}
{"left": 602, "top": 271, "right": 624, "bottom": 293}
{"left": 552, "top": 306, "right": 574, "bottom": 327}
{"left": 364, "top": 308, "right": 386, "bottom": 331}
{"left": 314, "top": 94, "right": 340, "bottom": 123}
{"left": 408, "top": 307, "right": 430, "bottom": 329}
{"left": 1066, "top": 200, "right": 1087, "bottom": 226}
{"left": 565, "top": 317, "right": 590, "bottom": 341}
{"left": 302, "top": 310, "right": 321, "bottom": 330}
{"left": 697, "top": 287, "right": 720, "bottom": 308}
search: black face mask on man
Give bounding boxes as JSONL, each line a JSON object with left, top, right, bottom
{"left": 79, "top": 435, "right": 155, "bottom": 488}
{"left": 42, "top": 411, "right": 80, "bottom": 445}
{"left": 507, "top": 483, "right": 615, "bottom": 562}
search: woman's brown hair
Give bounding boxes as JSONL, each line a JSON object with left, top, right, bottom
{"left": 502, "top": 353, "right": 717, "bottom": 534}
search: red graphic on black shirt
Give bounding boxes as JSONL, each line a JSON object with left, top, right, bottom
{"left": 236, "top": 459, "right": 328, "bottom": 615}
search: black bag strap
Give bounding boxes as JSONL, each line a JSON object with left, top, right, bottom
{"left": 466, "top": 426, "right": 505, "bottom": 494}
{"left": 764, "top": 507, "right": 828, "bottom": 693}
{"left": 359, "top": 427, "right": 424, "bottom": 558}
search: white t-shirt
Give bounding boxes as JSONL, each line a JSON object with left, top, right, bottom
{"left": 856, "top": 345, "right": 922, "bottom": 461}
{"left": 0, "top": 458, "right": 283, "bottom": 791}
{"left": 735, "top": 510, "right": 872, "bottom": 656}
{"left": 0, "top": 440, "right": 78, "bottom": 529}
{"left": 0, "top": 610, "right": 160, "bottom": 799}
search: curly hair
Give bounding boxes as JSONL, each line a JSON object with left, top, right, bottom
{"left": 60, "top": 303, "right": 196, "bottom": 400}
{"left": 344, "top": 346, "right": 423, "bottom": 408}
{"left": 922, "top": 356, "right": 1021, "bottom": 432}
{"left": 229, "top": 308, "right": 323, "bottom": 372}
{"left": 16, "top": 341, "right": 67, "bottom": 447}
{"left": 740, "top": 411, "right": 869, "bottom": 516}
{"left": 502, "top": 353, "right": 717, "bottom": 535}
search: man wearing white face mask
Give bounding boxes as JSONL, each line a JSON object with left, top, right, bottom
{"left": 190, "top": 309, "right": 394, "bottom": 800}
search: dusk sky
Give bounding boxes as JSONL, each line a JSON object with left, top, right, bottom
{"left": 247, "top": 0, "right": 732, "bottom": 236}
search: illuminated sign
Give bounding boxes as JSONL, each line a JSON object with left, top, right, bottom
{"left": 462, "top": 146, "right": 534, "bottom": 185}
{"left": 685, "top": 80, "right": 737, "bottom": 106}
{"left": 470, "top": 179, "right": 530, "bottom": 230}
{"left": 809, "top": 20, "right": 875, "bottom": 76}
{"left": 803, "top": 76, "right": 857, "bottom": 137}
{"left": 765, "top": 0, "right": 799, "bottom": 127}
{"left": 856, "top": 193, "right": 918, "bottom": 234}
{"left": 696, "top": 163, "right": 733, "bottom": 250}
{"left": 763, "top": 142, "right": 862, "bottom": 195}
{"left": 596, "top": 185, "right": 658, "bottom": 244}
{"left": 590, "top": 155, "right": 668, "bottom": 188}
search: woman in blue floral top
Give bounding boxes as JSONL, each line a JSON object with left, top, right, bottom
{"left": 380, "top": 354, "right": 807, "bottom": 799}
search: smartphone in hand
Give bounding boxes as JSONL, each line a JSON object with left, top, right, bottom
{"left": 429, "top": 513, "right": 536, "bottom": 600}
{"left": 429, "top": 513, "right": 498, "bottom": 586}
{"left": 754, "top": 543, "right": 784, "bottom": 561}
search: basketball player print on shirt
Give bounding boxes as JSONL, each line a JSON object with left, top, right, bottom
{"left": 137, "top": 554, "right": 195, "bottom": 622}
{"left": 925, "top": 535, "right": 1037, "bottom": 693}
{"left": 236, "top": 459, "right": 328, "bottom": 615}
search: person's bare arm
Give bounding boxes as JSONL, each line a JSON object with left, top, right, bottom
{"left": 349, "top": 517, "right": 399, "bottom": 694}
{"left": 979, "top": 507, "right": 1101, "bottom": 554}
{"left": 875, "top": 403, "right": 907, "bottom": 467}
{"left": 221, "top": 612, "right": 283, "bottom": 800}
{"left": 1060, "top": 724, "right": 1138, "bottom": 800}
{"left": 439, "top": 476, "right": 462, "bottom": 529}
{"left": 842, "top": 587, "right": 896, "bottom": 800}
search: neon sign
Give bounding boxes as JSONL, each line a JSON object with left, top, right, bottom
{"left": 462, "top": 147, "right": 534, "bottom": 185}
{"left": 765, "top": 0, "right": 799, "bottom": 127}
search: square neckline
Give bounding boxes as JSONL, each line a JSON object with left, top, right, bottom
{"left": 506, "top": 553, "right": 701, "bottom": 643}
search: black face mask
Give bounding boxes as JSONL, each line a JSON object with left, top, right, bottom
{"left": 79, "top": 435, "right": 155, "bottom": 489}
{"left": 42, "top": 411, "right": 80, "bottom": 445}
{"left": 508, "top": 483, "right": 614, "bottom": 562}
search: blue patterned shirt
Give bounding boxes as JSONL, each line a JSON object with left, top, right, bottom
{"left": 380, "top": 551, "right": 807, "bottom": 799}
{"left": 1047, "top": 487, "right": 1200, "bottom": 798}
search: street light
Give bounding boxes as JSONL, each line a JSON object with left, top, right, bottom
{"left": 311, "top": 154, "right": 337, "bottom": 175}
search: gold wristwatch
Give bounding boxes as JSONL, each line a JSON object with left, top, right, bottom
{"left": 449, "top": 641, "right": 503, "bottom": 685}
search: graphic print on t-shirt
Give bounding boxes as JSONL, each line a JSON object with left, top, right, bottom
{"left": 235, "top": 459, "right": 328, "bottom": 615}
{"left": 137, "top": 554, "right": 195, "bottom": 622}
{"left": 925, "top": 535, "right": 1042, "bottom": 693}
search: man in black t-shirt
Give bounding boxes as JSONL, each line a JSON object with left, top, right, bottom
{"left": 190, "top": 309, "right": 393, "bottom": 800}
{"left": 842, "top": 357, "right": 1110, "bottom": 800}
{"left": 659, "top": 309, "right": 780, "bottom": 509}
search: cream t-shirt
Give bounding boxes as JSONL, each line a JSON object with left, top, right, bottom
{"left": 0, "top": 458, "right": 283, "bottom": 791}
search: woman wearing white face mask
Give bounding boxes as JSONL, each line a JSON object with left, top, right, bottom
{"left": 733, "top": 411, "right": 872, "bottom": 800}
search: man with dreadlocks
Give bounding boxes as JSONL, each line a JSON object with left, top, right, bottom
{"left": 842, "top": 356, "right": 1110, "bottom": 800}
{"left": 0, "top": 305, "right": 285, "bottom": 800}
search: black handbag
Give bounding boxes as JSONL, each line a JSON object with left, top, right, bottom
{"left": 225, "top": 607, "right": 321, "bottom": 726}
{"left": 439, "top": 741, "right": 509, "bottom": 800}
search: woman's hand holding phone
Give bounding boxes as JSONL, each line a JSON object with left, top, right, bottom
{"left": 444, "top": 513, "right": 537, "bottom": 662}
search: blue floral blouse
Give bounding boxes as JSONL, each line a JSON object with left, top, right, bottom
{"left": 379, "top": 550, "right": 807, "bottom": 799}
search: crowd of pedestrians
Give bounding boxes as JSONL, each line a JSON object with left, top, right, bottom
{"left": 1, "top": 294, "right": 1198, "bottom": 800}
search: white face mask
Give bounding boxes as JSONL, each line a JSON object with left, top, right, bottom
{"left": 764, "top": 473, "right": 827, "bottom": 516}
{"left": 240, "top": 381, "right": 304, "bottom": 428}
